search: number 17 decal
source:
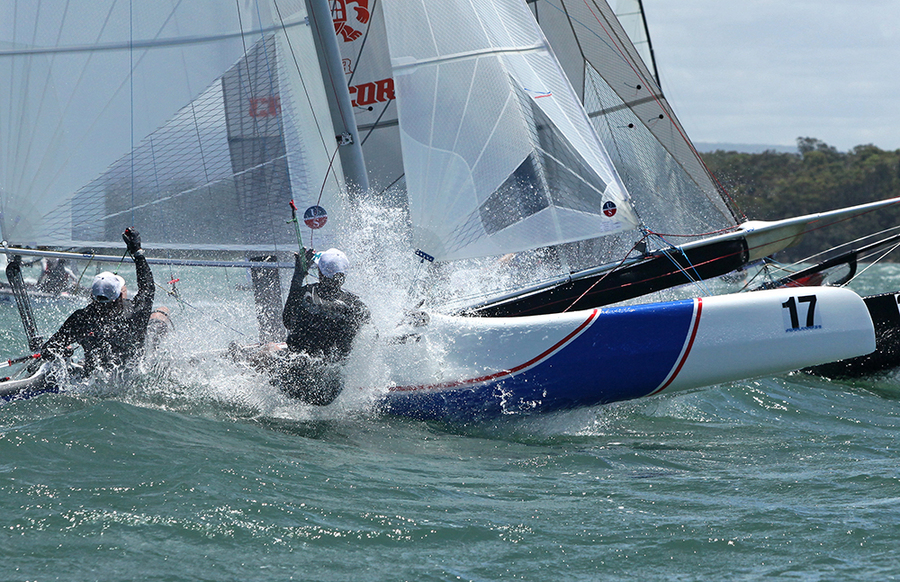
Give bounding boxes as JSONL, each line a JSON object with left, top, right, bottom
{"left": 782, "top": 294, "right": 820, "bottom": 331}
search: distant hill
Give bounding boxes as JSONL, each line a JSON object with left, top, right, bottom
{"left": 694, "top": 142, "right": 797, "bottom": 155}
{"left": 700, "top": 139, "right": 900, "bottom": 261}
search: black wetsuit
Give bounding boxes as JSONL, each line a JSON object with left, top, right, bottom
{"left": 41, "top": 253, "right": 154, "bottom": 374}
{"left": 276, "top": 251, "right": 370, "bottom": 404}
{"left": 36, "top": 260, "right": 76, "bottom": 295}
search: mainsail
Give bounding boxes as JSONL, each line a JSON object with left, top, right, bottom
{"left": 0, "top": 0, "right": 347, "bottom": 256}
{"left": 531, "top": 0, "right": 739, "bottom": 250}
{"left": 611, "top": 0, "right": 659, "bottom": 86}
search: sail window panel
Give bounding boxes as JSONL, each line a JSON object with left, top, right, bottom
{"left": 64, "top": 81, "right": 245, "bottom": 249}
{"left": 50, "top": 35, "right": 301, "bottom": 252}
{"left": 391, "top": 62, "right": 495, "bottom": 235}
{"left": 462, "top": 61, "right": 537, "bottom": 199}
{"left": 528, "top": 2, "right": 586, "bottom": 100}
{"left": 479, "top": 153, "right": 551, "bottom": 236}
{"left": 517, "top": 80, "right": 608, "bottom": 216}
{"left": 395, "top": 55, "right": 536, "bottom": 242}
{"left": 222, "top": 35, "right": 293, "bottom": 249}
{"left": 499, "top": 47, "right": 637, "bottom": 228}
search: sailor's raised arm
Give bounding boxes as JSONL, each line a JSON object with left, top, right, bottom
{"left": 283, "top": 248, "right": 315, "bottom": 329}
{"left": 123, "top": 228, "right": 154, "bottom": 307}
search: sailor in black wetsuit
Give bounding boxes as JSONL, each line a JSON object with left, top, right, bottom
{"left": 41, "top": 229, "right": 154, "bottom": 374}
{"left": 36, "top": 258, "right": 77, "bottom": 295}
{"left": 274, "top": 247, "right": 370, "bottom": 405}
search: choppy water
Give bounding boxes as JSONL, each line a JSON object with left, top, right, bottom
{"left": 2, "top": 263, "right": 900, "bottom": 581}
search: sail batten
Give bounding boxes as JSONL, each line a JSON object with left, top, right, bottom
{"left": 391, "top": 42, "right": 547, "bottom": 70}
{"left": 0, "top": 22, "right": 308, "bottom": 57}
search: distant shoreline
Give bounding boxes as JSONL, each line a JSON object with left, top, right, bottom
{"left": 695, "top": 142, "right": 798, "bottom": 154}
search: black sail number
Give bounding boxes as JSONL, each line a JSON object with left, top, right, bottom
{"left": 782, "top": 295, "right": 818, "bottom": 330}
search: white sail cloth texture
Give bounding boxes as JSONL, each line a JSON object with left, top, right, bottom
{"left": 0, "top": 0, "right": 345, "bottom": 255}
{"left": 381, "top": 0, "right": 639, "bottom": 262}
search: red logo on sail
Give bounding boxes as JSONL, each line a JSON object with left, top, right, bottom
{"left": 349, "top": 78, "right": 395, "bottom": 107}
{"left": 304, "top": 206, "right": 328, "bottom": 229}
{"left": 602, "top": 201, "right": 617, "bottom": 217}
{"left": 332, "top": 0, "right": 370, "bottom": 42}
{"left": 249, "top": 96, "right": 281, "bottom": 118}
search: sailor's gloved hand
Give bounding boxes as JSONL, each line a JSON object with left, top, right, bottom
{"left": 122, "top": 228, "right": 142, "bottom": 255}
{"left": 295, "top": 247, "right": 315, "bottom": 267}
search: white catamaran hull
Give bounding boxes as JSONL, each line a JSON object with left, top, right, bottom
{"left": 0, "top": 363, "right": 58, "bottom": 402}
{"left": 373, "top": 287, "right": 874, "bottom": 421}
{"left": 0, "top": 287, "right": 874, "bottom": 421}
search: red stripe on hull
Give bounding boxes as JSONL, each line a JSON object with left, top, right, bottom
{"left": 650, "top": 297, "right": 703, "bottom": 395}
{"left": 389, "top": 309, "right": 599, "bottom": 393}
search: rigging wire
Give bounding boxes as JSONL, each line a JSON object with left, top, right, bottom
{"left": 377, "top": 172, "right": 405, "bottom": 199}
{"left": 647, "top": 230, "right": 712, "bottom": 295}
{"left": 74, "top": 252, "right": 97, "bottom": 290}
{"left": 359, "top": 99, "right": 393, "bottom": 146}
{"left": 842, "top": 240, "right": 900, "bottom": 288}
{"left": 272, "top": 0, "right": 343, "bottom": 165}
{"left": 153, "top": 280, "right": 247, "bottom": 337}
{"left": 272, "top": 0, "right": 349, "bottom": 249}
{"left": 251, "top": 0, "right": 286, "bottom": 255}
{"left": 561, "top": 234, "right": 650, "bottom": 312}
{"left": 769, "top": 225, "right": 900, "bottom": 277}
{"left": 130, "top": 0, "right": 135, "bottom": 226}
{"left": 345, "top": 0, "right": 377, "bottom": 88}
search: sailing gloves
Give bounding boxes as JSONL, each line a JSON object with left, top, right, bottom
{"left": 295, "top": 247, "right": 316, "bottom": 268}
{"left": 122, "top": 228, "right": 142, "bottom": 255}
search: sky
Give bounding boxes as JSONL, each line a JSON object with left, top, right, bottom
{"left": 641, "top": 1, "right": 899, "bottom": 152}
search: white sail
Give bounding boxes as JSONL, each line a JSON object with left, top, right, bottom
{"left": 381, "top": 0, "right": 639, "bottom": 262}
{"left": 340, "top": 0, "right": 739, "bottom": 269}
{"left": 530, "top": 0, "right": 738, "bottom": 266}
{"left": 330, "top": 0, "right": 404, "bottom": 195}
{"left": 0, "top": 0, "right": 345, "bottom": 255}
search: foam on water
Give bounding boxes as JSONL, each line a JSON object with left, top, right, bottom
{"left": 4, "top": 226, "right": 900, "bottom": 578}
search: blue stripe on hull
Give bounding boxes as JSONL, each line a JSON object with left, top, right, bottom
{"left": 0, "top": 383, "right": 59, "bottom": 403}
{"left": 379, "top": 299, "right": 698, "bottom": 422}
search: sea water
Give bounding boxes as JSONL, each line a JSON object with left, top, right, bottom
{"left": 2, "top": 263, "right": 900, "bottom": 581}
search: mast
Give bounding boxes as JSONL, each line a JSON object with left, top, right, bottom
{"left": 635, "top": 0, "right": 661, "bottom": 88}
{"left": 304, "top": 0, "right": 370, "bottom": 194}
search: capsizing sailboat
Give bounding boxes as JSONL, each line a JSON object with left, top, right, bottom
{"left": 0, "top": 0, "right": 883, "bottom": 420}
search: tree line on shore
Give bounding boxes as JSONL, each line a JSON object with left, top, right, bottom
{"left": 702, "top": 137, "right": 900, "bottom": 261}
